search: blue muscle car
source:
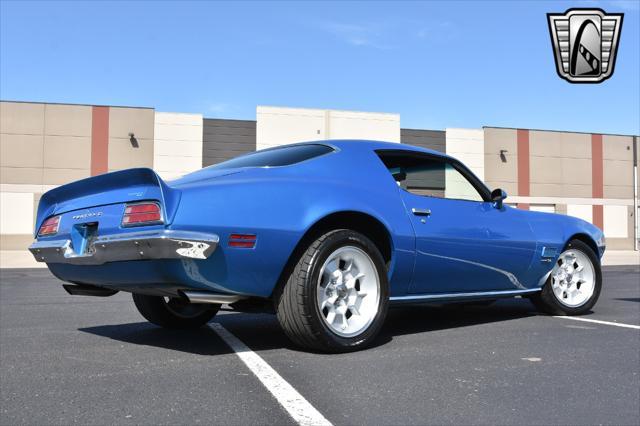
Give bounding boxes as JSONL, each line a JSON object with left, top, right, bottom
{"left": 29, "top": 140, "right": 605, "bottom": 352}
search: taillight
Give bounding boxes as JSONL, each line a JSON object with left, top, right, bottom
{"left": 122, "top": 202, "right": 162, "bottom": 227}
{"left": 229, "top": 234, "right": 256, "bottom": 248}
{"left": 38, "top": 215, "right": 60, "bottom": 236}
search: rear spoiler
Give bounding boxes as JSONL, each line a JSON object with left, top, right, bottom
{"left": 34, "top": 168, "right": 181, "bottom": 237}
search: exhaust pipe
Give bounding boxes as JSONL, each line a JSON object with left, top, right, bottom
{"left": 63, "top": 284, "right": 118, "bottom": 297}
{"left": 179, "top": 290, "right": 246, "bottom": 305}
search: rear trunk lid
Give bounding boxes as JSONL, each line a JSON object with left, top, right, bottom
{"left": 34, "top": 168, "right": 179, "bottom": 237}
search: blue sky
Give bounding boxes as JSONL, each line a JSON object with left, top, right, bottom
{"left": 1, "top": 0, "right": 638, "bottom": 135}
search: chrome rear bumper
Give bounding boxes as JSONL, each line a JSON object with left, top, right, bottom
{"left": 29, "top": 230, "right": 219, "bottom": 265}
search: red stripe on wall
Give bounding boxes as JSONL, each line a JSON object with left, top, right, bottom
{"left": 517, "top": 129, "right": 530, "bottom": 210}
{"left": 591, "top": 134, "right": 604, "bottom": 230}
{"left": 91, "top": 106, "right": 109, "bottom": 176}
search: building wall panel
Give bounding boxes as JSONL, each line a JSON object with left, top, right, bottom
{"left": 0, "top": 102, "right": 44, "bottom": 135}
{"left": 108, "top": 137, "right": 154, "bottom": 171}
{"left": 107, "top": 107, "right": 155, "bottom": 172}
{"left": 153, "top": 112, "right": 203, "bottom": 180}
{"left": 484, "top": 128, "right": 518, "bottom": 194}
{"left": 530, "top": 156, "right": 562, "bottom": 184}
{"left": 203, "top": 118, "right": 256, "bottom": 167}
{"left": 445, "top": 128, "right": 484, "bottom": 180}
{"left": 484, "top": 151, "right": 517, "bottom": 184}
{"left": 0, "top": 192, "right": 34, "bottom": 235}
{"left": 0, "top": 134, "right": 44, "bottom": 168}
{"left": 401, "top": 129, "right": 445, "bottom": 153}
{"left": 561, "top": 158, "right": 592, "bottom": 185}
{"left": 567, "top": 204, "right": 593, "bottom": 223}
{"left": 529, "top": 130, "right": 558, "bottom": 157}
{"left": 108, "top": 107, "right": 154, "bottom": 140}
{"left": 328, "top": 110, "right": 400, "bottom": 142}
{"left": 561, "top": 184, "right": 592, "bottom": 198}
{"left": 44, "top": 104, "right": 92, "bottom": 136}
{"left": 256, "top": 106, "right": 400, "bottom": 151}
{"left": 0, "top": 167, "right": 42, "bottom": 185}
{"left": 42, "top": 168, "right": 91, "bottom": 185}
{"left": 43, "top": 135, "right": 91, "bottom": 169}
{"left": 603, "top": 135, "right": 634, "bottom": 160}
{"left": 603, "top": 205, "right": 629, "bottom": 238}
{"left": 559, "top": 132, "right": 591, "bottom": 159}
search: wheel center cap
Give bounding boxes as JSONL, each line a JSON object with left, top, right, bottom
{"left": 337, "top": 285, "right": 348, "bottom": 299}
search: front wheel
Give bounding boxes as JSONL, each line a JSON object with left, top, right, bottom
{"left": 530, "top": 239, "right": 602, "bottom": 315}
{"left": 132, "top": 294, "right": 219, "bottom": 329}
{"left": 276, "top": 230, "right": 389, "bottom": 353}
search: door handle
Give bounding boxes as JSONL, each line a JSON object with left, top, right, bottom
{"left": 411, "top": 208, "right": 431, "bottom": 217}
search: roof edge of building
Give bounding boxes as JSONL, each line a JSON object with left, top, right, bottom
{"left": 0, "top": 99, "right": 155, "bottom": 110}
{"left": 483, "top": 125, "right": 639, "bottom": 138}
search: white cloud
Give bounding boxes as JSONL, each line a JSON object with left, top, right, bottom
{"left": 317, "top": 21, "right": 392, "bottom": 49}
{"left": 205, "top": 102, "right": 231, "bottom": 114}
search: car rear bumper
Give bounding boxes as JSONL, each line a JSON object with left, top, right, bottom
{"left": 29, "top": 229, "right": 219, "bottom": 265}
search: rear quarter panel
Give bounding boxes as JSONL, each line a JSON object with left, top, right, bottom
{"left": 170, "top": 146, "right": 416, "bottom": 297}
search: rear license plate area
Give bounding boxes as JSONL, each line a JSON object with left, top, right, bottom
{"left": 71, "top": 222, "right": 99, "bottom": 255}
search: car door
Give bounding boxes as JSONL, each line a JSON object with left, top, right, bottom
{"left": 378, "top": 150, "right": 537, "bottom": 294}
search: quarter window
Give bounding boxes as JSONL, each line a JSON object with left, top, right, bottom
{"left": 208, "top": 144, "right": 334, "bottom": 170}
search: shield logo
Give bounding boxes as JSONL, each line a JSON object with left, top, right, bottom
{"left": 547, "top": 8, "right": 623, "bottom": 83}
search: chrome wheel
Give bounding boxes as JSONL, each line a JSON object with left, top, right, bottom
{"left": 317, "top": 246, "right": 380, "bottom": 337}
{"left": 551, "top": 249, "right": 596, "bottom": 308}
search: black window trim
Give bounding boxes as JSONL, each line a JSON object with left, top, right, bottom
{"left": 375, "top": 149, "right": 492, "bottom": 203}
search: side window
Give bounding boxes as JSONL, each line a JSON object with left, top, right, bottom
{"left": 378, "top": 152, "right": 485, "bottom": 202}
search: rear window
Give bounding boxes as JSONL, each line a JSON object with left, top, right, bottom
{"left": 208, "top": 144, "right": 334, "bottom": 170}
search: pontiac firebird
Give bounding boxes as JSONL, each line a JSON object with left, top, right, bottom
{"left": 29, "top": 140, "right": 605, "bottom": 352}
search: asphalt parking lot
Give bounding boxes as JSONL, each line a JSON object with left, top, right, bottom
{"left": 1, "top": 266, "right": 639, "bottom": 426}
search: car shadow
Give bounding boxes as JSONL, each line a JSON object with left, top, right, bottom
{"left": 380, "top": 298, "right": 538, "bottom": 339}
{"left": 79, "top": 298, "right": 539, "bottom": 355}
{"left": 614, "top": 297, "right": 640, "bottom": 303}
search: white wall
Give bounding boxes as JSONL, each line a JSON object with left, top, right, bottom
{"left": 603, "top": 205, "right": 628, "bottom": 238}
{"left": 445, "top": 128, "right": 485, "bottom": 180}
{"left": 256, "top": 106, "right": 400, "bottom": 150}
{"left": 444, "top": 128, "right": 485, "bottom": 200}
{"left": 153, "top": 112, "right": 203, "bottom": 180}
{"left": 567, "top": 204, "right": 593, "bottom": 224}
{"left": 0, "top": 192, "right": 34, "bottom": 235}
{"left": 530, "top": 204, "right": 556, "bottom": 214}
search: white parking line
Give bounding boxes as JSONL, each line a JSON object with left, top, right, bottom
{"left": 208, "top": 323, "right": 333, "bottom": 426}
{"left": 553, "top": 316, "right": 640, "bottom": 330}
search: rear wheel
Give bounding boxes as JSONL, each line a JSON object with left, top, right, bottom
{"left": 276, "top": 230, "right": 389, "bottom": 353}
{"left": 132, "top": 293, "right": 219, "bottom": 329}
{"left": 530, "top": 239, "right": 602, "bottom": 315}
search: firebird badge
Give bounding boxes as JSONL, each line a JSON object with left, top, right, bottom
{"left": 547, "top": 8, "right": 623, "bottom": 83}
{"left": 72, "top": 212, "right": 103, "bottom": 220}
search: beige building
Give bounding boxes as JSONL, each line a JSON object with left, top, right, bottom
{"left": 1, "top": 100, "right": 637, "bottom": 251}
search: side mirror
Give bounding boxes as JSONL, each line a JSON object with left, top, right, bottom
{"left": 491, "top": 188, "right": 507, "bottom": 209}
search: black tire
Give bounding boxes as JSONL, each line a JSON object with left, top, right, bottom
{"left": 276, "top": 229, "right": 389, "bottom": 353}
{"left": 530, "top": 239, "right": 602, "bottom": 315}
{"left": 132, "top": 293, "right": 219, "bottom": 329}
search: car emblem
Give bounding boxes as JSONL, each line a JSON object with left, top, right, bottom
{"left": 72, "top": 212, "right": 103, "bottom": 220}
{"left": 547, "top": 8, "right": 623, "bottom": 83}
